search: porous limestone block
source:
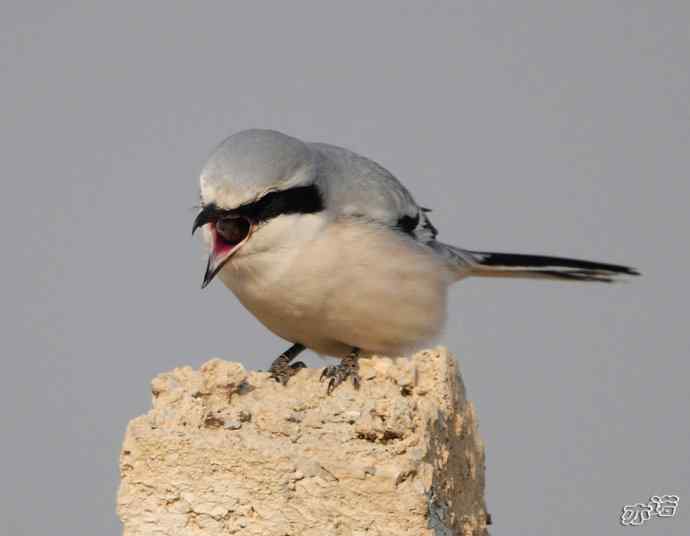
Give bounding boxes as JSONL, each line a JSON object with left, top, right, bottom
{"left": 117, "top": 348, "right": 489, "bottom": 535}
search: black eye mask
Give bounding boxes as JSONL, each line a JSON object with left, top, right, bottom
{"left": 233, "top": 184, "right": 324, "bottom": 224}
{"left": 193, "top": 184, "right": 324, "bottom": 237}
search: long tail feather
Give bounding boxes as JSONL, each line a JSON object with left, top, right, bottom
{"left": 467, "top": 250, "right": 640, "bottom": 283}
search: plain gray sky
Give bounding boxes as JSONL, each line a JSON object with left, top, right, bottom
{"left": 1, "top": 1, "right": 689, "bottom": 534}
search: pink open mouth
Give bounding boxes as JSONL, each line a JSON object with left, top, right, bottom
{"left": 202, "top": 215, "right": 253, "bottom": 287}
{"left": 211, "top": 224, "right": 239, "bottom": 258}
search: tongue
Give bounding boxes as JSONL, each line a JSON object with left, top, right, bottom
{"left": 212, "top": 226, "right": 238, "bottom": 257}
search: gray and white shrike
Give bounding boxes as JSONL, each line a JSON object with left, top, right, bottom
{"left": 193, "top": 129, "right": 638, "bottom": 393}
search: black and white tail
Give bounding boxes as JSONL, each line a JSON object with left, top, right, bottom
{"left": 433, "top": 242, "right": 640, "bottom": 283}
{"left": 467, "top": 250, "right": 640, "bottom": 283}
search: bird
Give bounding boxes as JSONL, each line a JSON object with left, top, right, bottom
{"left": 192, "top": 129, "right": 639, "bottom": 394}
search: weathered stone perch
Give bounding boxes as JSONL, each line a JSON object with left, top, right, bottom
{"left": 117, "top": 348, "right": 489, "bottom": 535}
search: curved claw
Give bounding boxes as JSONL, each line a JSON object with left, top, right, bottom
{"left": 320, "top": 363, "right": 361, "bottom": 395}
{"left": 268, "top": 343, "right": 306, "bottom": 386}
{"left": 320, "top": 366, "right": 337, "bottom": 383}
{"left": 270, "top": 361, "right": 306, "bottom": 386}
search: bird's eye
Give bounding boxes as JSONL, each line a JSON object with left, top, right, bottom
{"left": 216, "top": 216, "right": 251, "bottom": 245}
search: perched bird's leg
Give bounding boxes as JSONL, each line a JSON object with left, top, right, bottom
{"left": 320, "top": 347, "right": 361, "bottom": 395}
{"left": 269, "top": 343, "right": 306, "bottom": 385}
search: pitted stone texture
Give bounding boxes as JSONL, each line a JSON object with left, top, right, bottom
{"left": 117, "top": 348, "right": 489, "bottom": 535}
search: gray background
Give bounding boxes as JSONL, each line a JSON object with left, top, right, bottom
{"left": 1, "top": 2, "right": 688, "bottom": 534}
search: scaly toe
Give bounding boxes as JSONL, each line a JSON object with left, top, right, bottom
{"left": 323, "top": 365, "right": 360, "bottom": 395}
{"left": 320, "top": 366, "right": 337, "bottom": 382}
{"left": 270, "top": 361, "right": 306, "bottom": 386}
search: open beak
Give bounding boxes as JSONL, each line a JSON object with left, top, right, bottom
{"left": 193, "top": 208, "right": 252, "bottom": 288}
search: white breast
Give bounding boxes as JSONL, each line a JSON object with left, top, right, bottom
{"left": 219, "top": 215, "right": 454, "bottom": 357}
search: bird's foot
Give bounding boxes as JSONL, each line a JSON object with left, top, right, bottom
{"left": 320, "top": 349, "right": 361, "bottom": 395}
{"left": 270, "top": 361, "right": 306, "bottom": 385}
{"left": 269, "top": 343, "right": 306, "bottom": 386}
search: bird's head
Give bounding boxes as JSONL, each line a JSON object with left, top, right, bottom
{"left": 192, "top": 129, "right": 323, "bottom": 288}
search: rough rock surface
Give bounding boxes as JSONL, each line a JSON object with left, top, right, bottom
{"left": 117, "top": 347, "right": 489, "bottom": 535}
